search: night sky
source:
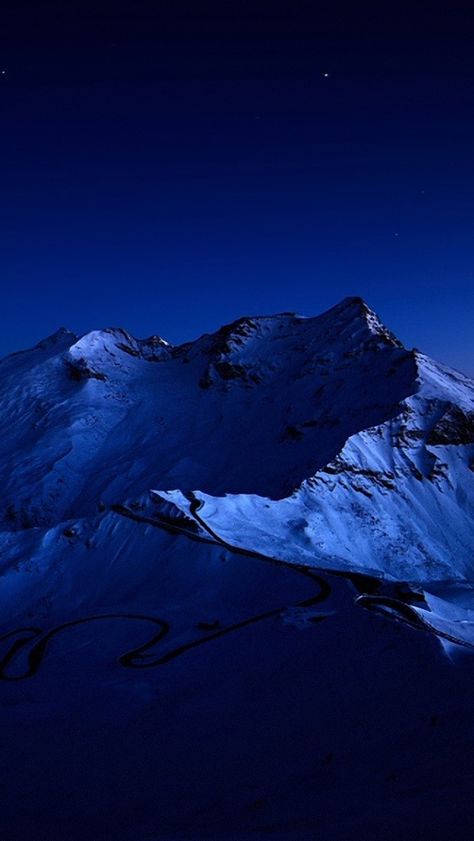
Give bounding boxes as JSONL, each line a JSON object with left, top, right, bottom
{"left": 1, "top": 1, "right": 473, "bottom": 373}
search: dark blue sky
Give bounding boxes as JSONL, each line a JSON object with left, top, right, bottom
{"left": 1, "top": 1, "right": 473, "bottom": 373}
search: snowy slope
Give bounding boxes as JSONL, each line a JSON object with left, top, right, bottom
{"left": 157, "top": 348, "right": 474, "bottom": 645}
{"left": 160, "top": 348, "right": 474, "bottom": 587}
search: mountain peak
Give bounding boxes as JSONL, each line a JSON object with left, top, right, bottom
{"left": 34, "top": 326, "right": 77, "bottom": 349}
{"left": 319, "top": 296, "right": 403, "bottom": 348}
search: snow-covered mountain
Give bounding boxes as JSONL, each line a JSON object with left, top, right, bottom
{"left": 0, "top": 296, "right": 472, "bottom": 644}
{"left": 1, "top": 297, "right": 474, "bottom": 841}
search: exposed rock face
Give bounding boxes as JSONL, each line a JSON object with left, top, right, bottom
{"left": 427, "top": 404, "right": 474, "bottom": 445}
{"left": 65, "top": 356, "right": 108, "bottom": 382}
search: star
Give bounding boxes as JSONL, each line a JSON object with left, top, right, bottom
{"left": 323, "top": 72, "right": 329, "bottom": 77}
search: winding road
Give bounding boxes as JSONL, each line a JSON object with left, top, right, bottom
{"left": 3, "top": 492, "right": 468, "bottom": 681}
{"left": 0, "top": 498, "right": 332, "bottom": 681}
